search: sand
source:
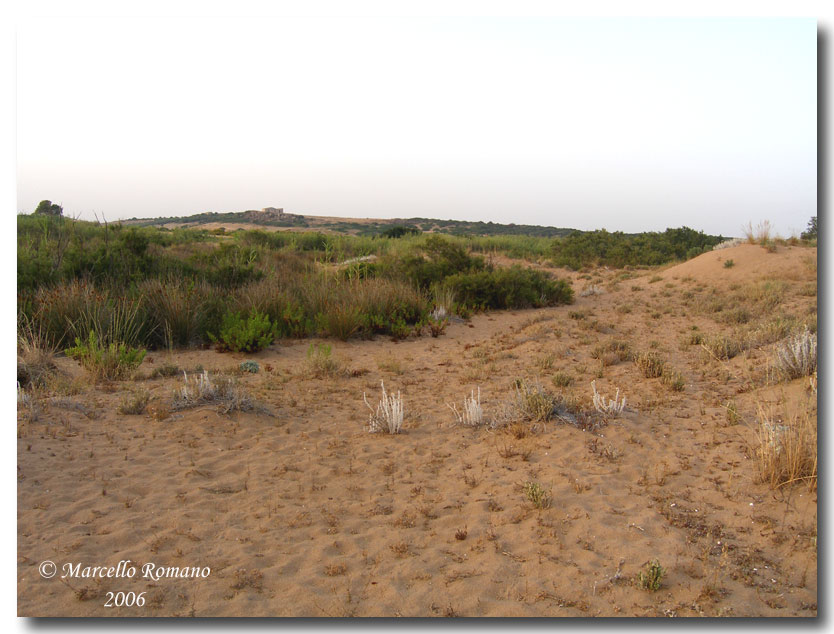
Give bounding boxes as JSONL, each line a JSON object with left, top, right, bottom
{"left": 17, "top": 243, "right": 817, "bottom": 616}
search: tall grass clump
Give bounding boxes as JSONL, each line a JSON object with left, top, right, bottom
{"left": 17, "top": 318, "right": 57, "bottom": 389}
{"left": 139, "top": 278, "right": 213, "bottom": 348}
{"left": 774, "top": 327, "right": 817, "bottom": 380}
{"left": 756, "top": 399, "right": 817, "bottom": 491}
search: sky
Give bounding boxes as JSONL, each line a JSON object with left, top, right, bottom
{"left": 16, "top": 16, "right": 817, "bottom": 237}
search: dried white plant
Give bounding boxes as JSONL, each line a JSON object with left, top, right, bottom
{"left": 712, "top": 238, "right": 746, "bottom": 250}
{"left": 591, "top": 380, "right": 626, "bottom": 417}
{"left": 173, "top": 370, "right": 256, "bottom": 414}
{"left": 580, "top": 285, "right": 605, "bottom": 297}
{"left": 364, "top": 380, "right": 404, "bottom": 434}
{"left": 774, "top": 327, "right": 817, "bottom": 380}
{"left": 448, "top": 387, "right": 482, "bottom": 427}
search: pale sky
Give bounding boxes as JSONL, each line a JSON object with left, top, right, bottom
{"left": 16, "top": 17, "right": 817, "bottom": 237}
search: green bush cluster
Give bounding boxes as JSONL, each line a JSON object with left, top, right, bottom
{"left": 551, "top": 227, "right": 725, "bottom": 270}
{"left": 65, "top": 331, "right": 146, "bottom": 380}
{"left": 442, "top": 266, "right": 574, "bottom": 310}
{"left": 209, "top": 311, "right": 278, "bottom": 353}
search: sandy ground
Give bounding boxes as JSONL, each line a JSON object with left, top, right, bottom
{"left": 17, "top": 244, "right": 817, "bottom": 616}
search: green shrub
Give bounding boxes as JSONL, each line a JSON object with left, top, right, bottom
{"left": 723, "top": 259, "right": 735, "bottom": 268}
{"left": 442, "top": 266, "right": 573, "bottom": 310}
{"left": 209, "top": 310, "right": 278, "bottom": 353}
{"left": 637, "top": 560, "right": 665, "bottom": 591}
{"left": 66, "top": 331, "right": 146, "bottom": 380}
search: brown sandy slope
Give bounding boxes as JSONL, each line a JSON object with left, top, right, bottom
{"left": 17, "top": 244, "right": 817, "bottom": 617}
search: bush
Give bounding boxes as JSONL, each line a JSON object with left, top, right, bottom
{"left": 209, "top": 310, "right": 278, "bottom": 353}
{"left": 442, "top": 266, "right": 573, "bottom": 310}
{"left": 66, "top": 331, "right": 146, "bottom": 380}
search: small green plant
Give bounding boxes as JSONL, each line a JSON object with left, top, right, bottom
{"left": 523, "top": 481, "right": 551, "bottom": 509}
{"left": 239, "top": 360, "right": 260, "bottom": 373}
{"left": 306, "top": 343, "right": 343, "bottom": 377}
{"left": 65, "top": 331, "right": 146, "bottom": 380}
{"left": 209, "top": 310, "right": 278, "bottom": 353}
{"left": 637, "top": 559, "right": 665, "bottom": 591}
{"left": 723, "top": 259, "right": 735, "bottom": 268}
{"left": 117, "top": 389, "right": 150, "bottom": 415}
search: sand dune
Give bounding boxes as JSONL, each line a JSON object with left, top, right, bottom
{"left": 17, "top": 244, "right": 817, "bottom": 616}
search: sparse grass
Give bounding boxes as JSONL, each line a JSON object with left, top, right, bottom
{"left": 364, "top": 380, "right": 404, "bottom": 434}
{"left": 306, "top": 343, "right": 344, "bottom": 378}
{"left": 637, "top": 560, "right": 665, "bottom": 591}
{"left": 150, "top": 362, "right": 181, "bottom": 378}
{"left": 493, "top": 379, "right": 555, "bottom": 428}
{"left": 591, "top": 339, "right": 631, "bottom": 366}
{"left": 377, "top": 358, "right": 404, "bottom": 375}
{"left": 117, "top": 389, "right": 150, "bottom": 415}
{"left": 723, "top": 259, "right": 735, "bottom": 268}
{"left": 661, "top": 369, "right": 685, "bottom": 392}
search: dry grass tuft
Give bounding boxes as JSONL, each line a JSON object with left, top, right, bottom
{"left": 634, "top": 351, "right": 665, "bottom": 378}
{"left": 172, "top": 370, "right": 265, "bottom": 415}
{"left": 756, "top": 397, "right": 817, "bottom": 491}
{"left": 17, "top": 321, "right": 58, "bottom": 389}
{"left": 117, "top": 389, "right": 151, "bottom": 415}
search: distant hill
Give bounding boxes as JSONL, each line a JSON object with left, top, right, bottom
{"left": 124, "top": 209, "right": 579, "bottom": 238}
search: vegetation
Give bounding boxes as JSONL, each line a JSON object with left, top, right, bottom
{"left": 209, "top": 310, "right": 278, "bottom": 353}
{"left": 65, "top": 331, "right": 146, "bottom": 381}
{"left": 801, "top": 216, "right": 817, "bottom": 241}
{"left": 637, "top": 560, "right": 665, "bottom": 591}
{"left": 550, "top": 227, "right": 724, "bottom": 270}
{"left": 523, "top": 481, "right": 552, "bottom": 509}
{"left": 34, "top": 200, "right": 63, "bottom": 216}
